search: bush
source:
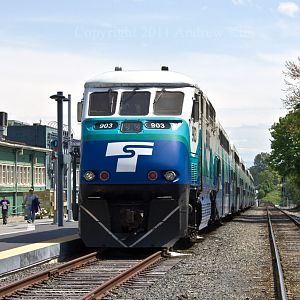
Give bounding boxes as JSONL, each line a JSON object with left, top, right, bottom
{"left": 262, "top": 189, "right": 281, "bottom": 205}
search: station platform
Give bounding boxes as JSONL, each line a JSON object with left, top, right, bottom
{"left": 0, "top": 217, "right": 84, "bottom": 275}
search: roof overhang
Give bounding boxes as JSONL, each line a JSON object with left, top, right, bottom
{"left": 0, "top": 140, "right": 52, "bottom": 153}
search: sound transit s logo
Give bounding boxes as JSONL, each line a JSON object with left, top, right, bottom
{"left": 106, "top": 142, "right": 154, "bottom": 172}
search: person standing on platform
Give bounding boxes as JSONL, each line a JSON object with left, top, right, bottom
{"left": 31, "top": 196, "right": 41, "bottom": 223}
{"left": 23, "top": 189, "right": 40, "bottom": 223}
{"left": 0, "top": 196, "right": 10, "bottom": 225}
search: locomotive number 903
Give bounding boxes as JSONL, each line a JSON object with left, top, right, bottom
{"left": 145, "top": 122, "right": 171, "bottom": 129}
{"left": 94, "top": 122, "right": 118, "bottom": 130}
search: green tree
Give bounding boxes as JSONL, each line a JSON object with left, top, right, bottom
{"left": 269, "top": 107, "right": 300, "bottom": 182}
{"left": 250, "top": 153, "right": 280, "bottom": 201}
{"left": 257, "top": 169, "right": 280, "bottom": 195}
{"left": 249, "top": 152, "right": 270, "bottom": 186}
{"left": 268, "top": 57, "right": 300, "bottom": 205}
{"left": 254, "top": 152, "right": 270, "bottom": 172}
{"left": 285, "top": 175, "right": 300, "bottom": 205}
{"left": 283, "top": 57, "right": 300, "bottom": 110}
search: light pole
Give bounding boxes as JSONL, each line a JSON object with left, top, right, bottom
{"left": 67, "top": 94, "right": 74, "bottom": 222}
{"left": 50, "top": 92, "right": 68, "bottom": 226}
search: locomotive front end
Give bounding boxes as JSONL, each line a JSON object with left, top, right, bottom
{"left": 79, "top": 70, "right": 195, "bottom": 248}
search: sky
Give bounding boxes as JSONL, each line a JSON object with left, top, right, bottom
{"left": 0, "top": 0, "right": 299, "bottom": 167}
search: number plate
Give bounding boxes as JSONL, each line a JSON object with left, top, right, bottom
{"left": 94, "top": 122, "right": 118, "bottom": 130}
{"left": 145, "top": 122, "right": 171, "bottom": 129}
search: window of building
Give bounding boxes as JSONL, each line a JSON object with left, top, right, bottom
{"left": 0, "top": 165, "right": 6, "bottom": 185}
{"left": 17, "top": 166, "right": 23, "bottom": 184}
{"left": 0, "top": 164, "right": 16, "bottom": 185}
{"left": 0, "top": 163, "right": 33, "bottom": 186}
{"left": 7, "top": 165, "right": 15, "bottom": 185}
{"left": 34, "top": 167, "right": 45, "bottom": 186}
{"left": 17, "top": 165, "right": 31, "bottom": 185}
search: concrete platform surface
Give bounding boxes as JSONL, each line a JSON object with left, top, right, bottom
{"left": 0, "top": 217, "right": 84, "bottom": 275}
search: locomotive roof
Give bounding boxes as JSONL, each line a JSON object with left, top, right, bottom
{"left": 84, "top": 70, "right": 198, "bottom": 89}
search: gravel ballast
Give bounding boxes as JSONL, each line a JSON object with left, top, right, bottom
{"left": 0, "top": 207, "right": 275, "bottom": 299}
{"left": 107, "top": 207, "right": 274, "bottom": 299}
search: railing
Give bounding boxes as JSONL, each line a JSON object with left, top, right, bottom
{"left": 0, "top": 205, "right": 25, "bottom": 217}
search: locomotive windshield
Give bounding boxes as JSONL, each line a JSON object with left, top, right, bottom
{"left": 87, "top": 90, "right": 184, "bottom": 116}
{"left": 153, "top": 91, "right": 184, "bottom": 115}
{"left": 89, "top": 91, "right": 117, "bottom": 116}
{"left": 119, "top": 91, "right": 150, "bottom": 116}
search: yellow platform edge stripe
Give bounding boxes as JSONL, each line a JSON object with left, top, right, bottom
{"left": 0, "top": 234, "right": 79, "bottom": 260}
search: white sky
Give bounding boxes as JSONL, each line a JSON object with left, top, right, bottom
{"left": 0, "top": 0, "right": 299, "bottom": 166}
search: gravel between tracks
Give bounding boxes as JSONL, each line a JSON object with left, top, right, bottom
{"left": 108, "top": 207, "right": 274, "bottom": 300}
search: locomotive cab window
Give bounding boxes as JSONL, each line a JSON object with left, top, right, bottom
{"left": 89, "top": 91, "right": 117, "bottom": 116}
{"left": 119, "top": 91, "right": 150, "bottom": 116}
{"left": 153, "top": 91, "right": 184, "bottom": 115}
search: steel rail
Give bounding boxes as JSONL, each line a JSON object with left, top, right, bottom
{"left": 267, "top": 207, "right": 287, "bottom": 300}
{"left": 277, "top": 206, "right": 300, "bottom": 228}
{"left": 80, "top": 250, "right": 163, "bottom": 300}
{"left": 0, "top": 251, "right": 99, "bottom": 299}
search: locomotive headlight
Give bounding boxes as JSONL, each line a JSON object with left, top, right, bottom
{"left": 83, "top": 171, "right": 95, "bottom": 181}
{"left": 164, "top": 171, "right": 176, "bottom": 181}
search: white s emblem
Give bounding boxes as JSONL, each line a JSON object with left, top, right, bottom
{"left": 106, "top": 142, "right": 154, "bottom": 172}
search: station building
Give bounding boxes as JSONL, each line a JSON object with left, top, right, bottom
{"left": 0, "top": 138, "right": 52, "bottom": 216}
{"left": 0, "top": 114, "right": 80, "bottom": 218}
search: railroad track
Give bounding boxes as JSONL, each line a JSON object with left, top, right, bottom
{"left": 0, "top": 250, "right": 165, "bottom": 300}
{"left": 267, "top": 206, "right": 300, "bottom": 300}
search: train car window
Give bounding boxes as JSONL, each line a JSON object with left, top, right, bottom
{"left": 153, "top": 92, "right": 184, "bottom": 115}
{"left": 219, "top": 130, "right": 230, "bottom": 153}
{"left": 89, "top": 92, "right": 118, "bottom": 116}
{"left": 241, "top": 163, "right": 245, "bottom": 172}
{"left": 206, "top": 102, "right": 210, "bottom": 121}
{"left": 234, "top": 152, "right": 240, "bottom": 164}
{"left": 192, "top": 95, "right": 199, "bottom": 122}
{"left": 206, "top": 130, "right": 210, "bottom": 149}
{"left": 210, "top": 105, "right": 215, "bottom": 125}
{"left": 119, "top": 91, "right": 150, "bottom": 116}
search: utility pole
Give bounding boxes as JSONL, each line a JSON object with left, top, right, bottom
{"left": 67, "top": 94, "right": 74, "bottom": 222}
{"left": 50, "top": 92, "right": 68, "bottom": 226}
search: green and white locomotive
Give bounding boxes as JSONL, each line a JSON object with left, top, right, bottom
{"left": 78, "top": 67, "right": 255, "bottom": 248}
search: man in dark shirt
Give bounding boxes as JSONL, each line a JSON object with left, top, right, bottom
{"left": 0, "top": 196, "right": 10, "bottom": 225}
{"left": 23, "top": 189, "right": 40, "bottom": 223}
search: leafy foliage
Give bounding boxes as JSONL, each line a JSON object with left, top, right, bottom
{"left": 284, "top": 175, "right": 300, "bottom": 205}
{"left": 283, "top": 57, "right": 300, "bottom": 110}
{"left": 257, "top": 169, "right": 280, "bottom": 194}
{"left": 269, "top": 102, "right": 300, "bottom": 182}
{"left": 261, "top": 189, "right": 281, "bottom": 205}
{"left": 267, "top": 57, "right": 300, "bottom": 205}
{"left": 249, "top": 152, "right": 270, "bottom": 186}
{"left": 249, "top": 152, "right": 280, "bottom": 202}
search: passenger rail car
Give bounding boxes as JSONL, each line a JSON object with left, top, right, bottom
{"left": 78, "top": 67, "right": 255, "bottom": 248}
